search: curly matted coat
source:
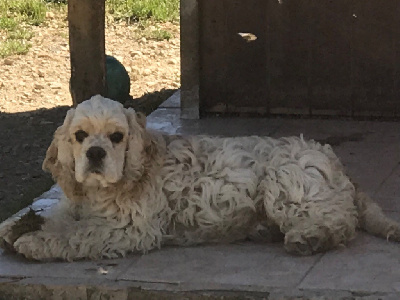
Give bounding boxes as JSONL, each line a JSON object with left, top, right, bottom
{"left": 1, "top": 95, "right": 399, "bottom": 261}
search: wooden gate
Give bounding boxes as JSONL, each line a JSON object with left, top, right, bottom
{"left": 181, "top": 0, "right": 400, "bottom": 118}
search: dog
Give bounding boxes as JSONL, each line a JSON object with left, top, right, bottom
{"left": 1, "top": 95, "right": 399, "bottom": 261}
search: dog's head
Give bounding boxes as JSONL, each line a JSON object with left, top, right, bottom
{"left": 43, "top": 95, "right": 156, "bottom": 196}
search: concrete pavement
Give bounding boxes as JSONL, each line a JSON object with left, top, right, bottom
{"left": 1, "top": 92, "right": 400, "bottom": 299}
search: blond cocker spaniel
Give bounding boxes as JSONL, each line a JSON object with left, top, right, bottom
{"left": 1, "top": 95, "right": 399, "bottom": 261}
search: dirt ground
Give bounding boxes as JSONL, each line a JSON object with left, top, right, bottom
{"left": 0, "top": 13, "right": 180, "bottom": 221}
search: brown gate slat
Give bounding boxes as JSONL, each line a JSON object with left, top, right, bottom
{"left": 351, "top": 0, "right": 398, "bottom": 117}
{"left": 199, "top": 0, "right": 227, "bottom": 113}
{"left": 224, "top": 0, "right": 268, "bottom": 113}
{"left": 200, "top": 0, "right": 268, "bottom": 114}
{"left": 269, "top": 0, "right": 313, "bottom": 115}
{"left": 395, "top": 1, "right": 400, "bottom": 115}
{"left": 309, "top": 0, "right": 352, "bottom": 116}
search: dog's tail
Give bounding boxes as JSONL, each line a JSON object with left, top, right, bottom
{"left": 355, "top": 190, "right": 400, "bottom": 241}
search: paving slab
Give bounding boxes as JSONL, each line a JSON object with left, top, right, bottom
{"left": 333, "top": 142, "right": 400, "bottom": 197}
{"left": 379, "top": 197, "right": 400, "bottom": 214}
{"left": 178, "top": 117, "right": 283, "bottom": 137}
{"left": 375, "top": 164, "right": 400, "bottom": 200}
{"left": 271, "top": 118, "right": 369, "bottom": 142}
{"left": 159, "top": 90, "right": 181, "bottom": 108}
{"left": 299, "top": 232, "right": 400, "bottom": 294}
{"left": 0, "top": 250, "right": 133, "bottom": 282}
{"left": 1, "top": 92, "right": 400, "bottom": 299}
{"left": 357, "top": 121, "right": 400, "bottom": 144}
{"left": 119, "top": 243, "right": 321, "bottom": 290}
{"left": 146, "top": 107, "right": 181, "bottom": 134}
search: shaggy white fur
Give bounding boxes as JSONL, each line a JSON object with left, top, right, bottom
{"left": 1, "top": 95, "right": 400, "bottom": 261}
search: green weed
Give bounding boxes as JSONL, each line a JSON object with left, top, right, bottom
{"left": 0, "top": 0, "right": 47, "bottom": 57}
{"left": 143, "top": 28, "right": 172, "bottom": 41}
{"left": 0, "top": 0, "right": 46, "bottom": 26}
{"left": 0, "top": 16, "right": 18, "bottom": 30}
{"left": 0, "top": 40, "right": 32, "bottom": 58}
{"left": 7, "top": 29, "right": 34, "bottom": 40}
{"left": 106, "top": 0, "right": 179, "bottom": 22}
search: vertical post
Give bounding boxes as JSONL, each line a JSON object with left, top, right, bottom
{"left": 180, "top": 0, "right": 200, "bottom": 119}
{"left": 68, "top": 0, "right": 106, "bottom": 106}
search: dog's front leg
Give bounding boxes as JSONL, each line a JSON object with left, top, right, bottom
{"left": 0, "top": 209, "right": 45, "bottom": 253}
{"left": 13, "top": 218, "right": 161, "bottom": 261}
{"left": 0, "top": 218, "right": 21, "bottom": 251}
{"left": 13, "top": 230, "right": 76, "bottom": 261}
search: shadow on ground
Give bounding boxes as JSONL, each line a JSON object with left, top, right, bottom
{"left": 0, "top": 106, "right": 69, "bottom": 222}
{"left": 0, "top": 88, "right": 177, "bottom": 222}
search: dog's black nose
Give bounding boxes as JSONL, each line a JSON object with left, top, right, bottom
{"left": 86, "top": 146, "right": 106, "bottom": 162}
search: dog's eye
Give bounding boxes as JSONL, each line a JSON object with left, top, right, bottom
{"left": 109, "top": 132, "right": 124, "bottom": 144}
{"left": 75, "top": 130, "right": 88, "bottom": 143}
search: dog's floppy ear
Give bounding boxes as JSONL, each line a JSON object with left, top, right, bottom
{"left": 43, "top": 108, "right": 75, "bottom": 174}
{"left": 43, "top": 108, "right": 83, "bottom": 200}
{"left": 135, "top": 111, "right": 147, "bottom": 129}
{"left": 135, "top": 111, "right": 160, "bottom": 163}
{"left": 123, "top": 108, "right": 159, "bottom": 181}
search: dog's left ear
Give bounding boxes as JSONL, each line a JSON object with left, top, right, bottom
{"left": 123, "top": 108, "right": 159, "bottom": 181}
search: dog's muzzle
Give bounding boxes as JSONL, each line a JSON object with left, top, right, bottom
{"left": 86, "top": 146, "right": 106, "bottom": 173}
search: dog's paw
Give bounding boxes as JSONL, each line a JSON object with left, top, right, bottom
{"left": 0, "top": 218, "right": 19, "bottom": 251}
{"left": 14, "top": 231, "right": 78, "bottom": 261}
{"left": 284, "top": 231, "right": 325, "bottom": 256}
{"left": 0, "top": 209, "right": 45, "bottom": 253}
{"left": 13, "top": 232, "right": 49, "bottom": 260}
{"left": 284, "top": 236, "right": 313, "bottom": 256}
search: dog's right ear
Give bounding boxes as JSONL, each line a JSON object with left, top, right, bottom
{"left": 43, "top": 108, "right": 75, "bottom": 180}
{"left": 43, "top": 108, "right": 85, "bottom": 201}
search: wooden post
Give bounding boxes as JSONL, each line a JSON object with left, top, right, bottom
{"left": 68, "top": 0, "right": 106, "bottom": 106}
